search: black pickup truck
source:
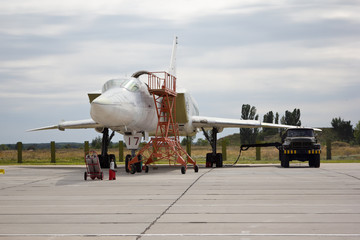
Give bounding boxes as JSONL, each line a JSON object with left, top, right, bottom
{"left": 279, "top": 128, "right": 321, "bottom": 168}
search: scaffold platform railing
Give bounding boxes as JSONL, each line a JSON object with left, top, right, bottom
{"left": 127, "top": 71, "right": 198, "bottom": 174}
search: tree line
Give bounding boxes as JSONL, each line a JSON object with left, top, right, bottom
{"left": 239, "top": 104, "right": 360, "bottom": 145}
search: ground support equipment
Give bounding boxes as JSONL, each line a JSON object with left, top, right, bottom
{"left": 128, "top": 72, "right": 198, "bottom": 174}
{"left": 84, "top": 151, "right": 103, "bottom": 180}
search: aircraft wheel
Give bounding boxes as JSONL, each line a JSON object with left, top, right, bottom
{"left": 136, "top": 155, "right": 142, "bottom": 173}
{"left": 125, "top": 154, "right": 132, "bottom": 173}
{"left": 216, "top": 153, "right": 223, "bottom": 168}
{"left": 145, "top": 165, "right": 149, "bottom": 173}
{"left": 206, "top": 153, "right": 213, "bottom": 168}
{"left": 194, "top": 165, "right": 199, "bottom": 173}
{"left": 84, "top": 172, "right": 87, "bottom": 181}
{"left": 181, "top": 166, "right": 186, "bottom": 174}
{"left": 130, "top": 165, "right": 136, "bottom": 174}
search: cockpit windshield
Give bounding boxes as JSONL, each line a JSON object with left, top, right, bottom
{"left": 102, "top": 78, "right": 140, "bottom": 93}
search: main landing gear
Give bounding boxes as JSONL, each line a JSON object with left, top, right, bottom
{"left": 98, "top": 128, "right": 116, "bottom": 168}
{"left": 202, "top": 127, "right": 223, "bottom": 168}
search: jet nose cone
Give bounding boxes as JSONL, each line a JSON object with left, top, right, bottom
{"left": 90, "top": 92, "right": 133, "bottom": 127}
{"left": 92, "top": 95, "right": 112, "bottom": 105}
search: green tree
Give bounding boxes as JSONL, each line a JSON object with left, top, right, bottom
{"left": 181, "top": 136, "right": 195, "bottom": 146}
{"left": 275, "top": 112, "right": 279, "bottom": 124}
{"left": 263, "top": 111, "right": 277, "bottom": 135}
{"left": 281, "top": 108, "right": 301, "bottom": 126}
{"left": 0, "top": 144, "right": 9, "bottom": 151}
{"left": 354, "top": 121, "right": 360, "bottom": 145}
{"left": 240, "top": 104, "right": 259, "bottom": 144}
{"left": 91, "top": 136, "right": 102, "bottom": 149}
{"left": 331, "top": 117, "right": 354, "bottom": 142}
{"left": 195, "top": 138, "right": 208, "bottom": 146}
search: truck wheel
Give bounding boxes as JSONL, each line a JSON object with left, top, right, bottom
{"left": 314, "top": 155, "right": 320, "bottom": 168}
{"left": 309, "top": 156, "right": 315, "bottom": 167}
{"left": 282, "top": 155, "right": 289, "bottom": 168}
{"left": 279, "top": 151, "right": 284, "bottom": 167}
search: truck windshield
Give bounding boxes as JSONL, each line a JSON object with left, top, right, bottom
{"left": 287, "top": 129, "right": 314, "bottom": 137}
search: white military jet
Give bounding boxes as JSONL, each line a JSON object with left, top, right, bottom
{"left": 29, "top": 37, "right": 303, "bottom": 168}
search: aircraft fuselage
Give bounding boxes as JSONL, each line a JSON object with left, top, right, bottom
{"left": 90, "top": 76, "right": 199, "bottom": 137}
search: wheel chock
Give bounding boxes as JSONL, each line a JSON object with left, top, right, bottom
{"left": 0, "top": 169, "right": 5, "bottom": 174}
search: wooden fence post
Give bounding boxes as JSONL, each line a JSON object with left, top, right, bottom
{"left": 84, "top": 141, "right": 89, "bottom": 155}
{"left": 222, "top": 140, "right": 227, "bottom": 161}
{"left": 51, "top": 141, "right": 56, "bottom": 163}
{"left": 119, "top": 141, "right": 124, "bottom": 162}
{"left": 17, "top": 142, "right": 22, "bottom": 164}
{"left": 256, "top": 141, "right": 261, "bottom": 160}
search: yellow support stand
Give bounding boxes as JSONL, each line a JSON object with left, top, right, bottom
{"left": 0, "top": 169, "right": 5, "bottom": 174}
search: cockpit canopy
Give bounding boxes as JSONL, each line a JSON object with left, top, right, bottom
{"left": 102, "top": 78, "right": 140, "bottom": 93}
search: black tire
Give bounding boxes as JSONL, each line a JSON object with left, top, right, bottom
{"left": 314, "top": 155, "right": 320, "bottom": 168}
{"left": 279, "top": 151, "right": 284, "bottom": 167}
{"left": 84, "top": 172, "right": 87, "bottom": 181}
{"left": 125, "top": 154, "right": 132, "bottom": 173}
{"left": 206, "top": 153, "right": 213, "bottom": 168}
{"left": 194, "top": 165, "right": 199, "bottom": 173}
{"left": 309, "top": 156, "right": 315, "bottom": 168}
{"left": 282, "top": 155, "right": 290, "bottom": 168}
{"left": 145, "top": 165, "right": 149, "bottom": 173}
{"left": 136, "top": 155, "right": 142, "bottom": 173}
{"left": 216, "top": 153, "right": 223, "bottom": 168}
{"left": 130, "top": 164, "right": 136, "bottom": 174}
{"left": 181, "top": 166, "right": 186, "bottom": 174}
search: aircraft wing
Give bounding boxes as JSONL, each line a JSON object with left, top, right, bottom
{"left": 191, "top": 116, "right": 322, "bottom": 131}
{"left": 27, "top": 119, "right": 103, "bottom": 132}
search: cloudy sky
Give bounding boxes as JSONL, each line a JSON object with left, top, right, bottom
{"left": 1, "top": 0, "right": 359, "bottom": 144}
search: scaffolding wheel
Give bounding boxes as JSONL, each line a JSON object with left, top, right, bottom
{"left": 181, "top": 166, "right": 186, "bottom": 174}
{"left": 194, "top": 165, "right": 199, "bottom": 173}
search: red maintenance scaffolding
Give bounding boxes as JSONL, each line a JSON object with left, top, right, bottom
{"left": 128, "top": 72, "right": 198, "bottom": 174}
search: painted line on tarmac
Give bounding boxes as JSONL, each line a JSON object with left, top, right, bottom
{"left": 1, "top": 233, "right": 360, "bottom": 237}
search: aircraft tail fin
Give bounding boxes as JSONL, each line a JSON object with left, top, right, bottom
{"left": 168, "top": 36, "right": 178, "bottom": 77}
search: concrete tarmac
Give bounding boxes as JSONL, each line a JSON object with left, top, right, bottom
{"left": 0, "top": 163, "right": 360, "bottom": 240}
